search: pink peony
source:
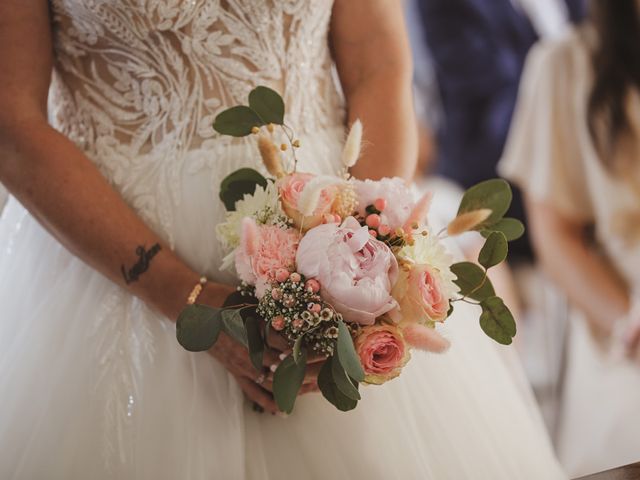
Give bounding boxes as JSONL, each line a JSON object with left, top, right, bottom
{"left": 235, "top": 218, "right": 300, "bottom": 298}
{"left": 392, "top": 264, "right": 450, "bottom": 323}
{"left": 296, "top": 217, "right": 398, "bottom": 325}
{"left": 353, "top": 177, "right": 414, "bottom": 230}
{"left": 355, "top": 323, "right": 410, "bottom": 384}
{"left": 278, "top": 173, "right": 337, "bottom": 230}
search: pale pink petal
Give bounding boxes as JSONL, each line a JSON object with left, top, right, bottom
{"left": 403, "top": 191, "right": 433, "bottom": 231}
{"left": 240, "top": 217, "right": 260, "bottom": 256}
{"left": 402, "top": 323, "right": 450, "bottom": 353}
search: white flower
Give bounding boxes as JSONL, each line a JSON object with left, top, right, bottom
{"left": 397, "top": 233, "right": 459, "bottom": 300}
{"left": 216, "top": 182, "right": 286, "bottom": 255}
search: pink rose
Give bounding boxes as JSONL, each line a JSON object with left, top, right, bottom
{"left": 296, "top": 217, "right": 398, "bottom": 325}
{"left": 355, "top": 323, "right": 410, "bottom": 384}
{"left": 278, "top": 173, "right": 337, "bottom": 230}
{"left": 235, "top": 218, "right": 300, "bottom": 298}
{"left": 353, "top": 177, "right": 414, "bottom": 230}
{"left": 392, "top": 264, "right": 450, "bottom": 323}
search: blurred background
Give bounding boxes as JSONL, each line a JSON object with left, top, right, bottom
{"left": 405, "top": 0, "right": 640, "bottom": 477}
{"left": 1, "top": 1, "right": 639, "bottom": 476}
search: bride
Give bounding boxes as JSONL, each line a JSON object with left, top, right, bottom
{"left": 0, "top": 1, "right": 565, "bottom": 478}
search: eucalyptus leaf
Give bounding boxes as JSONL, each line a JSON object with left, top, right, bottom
{"left": 480, "top": 217, "right": 525, "bottom": 242}
{"left": 248, "top": 86, "right": 285, "bottom": 125}
{"left": 457, "top": 179, "right": 512, "bottom": 227}
{"left": 176, "top": 304, "right": 223, "bottom": 352}
{"left": 244, "top": 314, "right": 264, "bottom": 372}
{"left": 478, "top": 231, "right": 508, "bottom": 269}
{"left": 223, "top": 290, "right": 258, "bottom": 308}
{"left": 331, "top": 353, "right": 361, "bottom": 401}
{"left": 336, "top": 320, "right": 365, "bottom": 382}
{"left": 221, "top": 309, "right": 248, "bottom": 348}
{"left": 479, "top": 296, "right": 517, "bottom": 345}
{"left": 318, "top": 359, "right": 359, "bottom": 412}
{"left": 292, "top": 336, "right": 304, "bottom": 364}
{"left": 219, "top": 168, "right": 268, "bottom": 211}
{"left": 213, "top": 105, "right": 264, "bottom": 137}
{"left": 273, "top": 350, "right": 307, "bottom": 414}
{"left": 450, "top": 261, "right": 495, "bottom": 302}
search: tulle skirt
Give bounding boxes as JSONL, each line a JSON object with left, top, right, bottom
{"left": 0, "top": 134, "right": 565, "bottom": 479}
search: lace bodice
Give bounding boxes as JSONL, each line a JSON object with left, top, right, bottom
{"left": 48, "top": 0, "right": 345, "bottom": 244}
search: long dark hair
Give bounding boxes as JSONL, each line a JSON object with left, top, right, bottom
{"left": 588, "top": 0, "right": 640, "bottom": 162}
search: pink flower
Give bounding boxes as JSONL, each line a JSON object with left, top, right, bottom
{"left": 353, "top": 177, "right": 414, "bottom": 230}
{"left": 296, "top": 217, "right": 398, "bottom": 325}
{"left": 355, "top": 323, "right": 410, "bottom": 384}
{"left": 272, "top": 316, "right": 286, "bottom": 331}
{"left": 392, "top": 264, "right": 450, "bottom": 323}
{"left": 278, "top": 173, "right": 337, "bottom": 230}
{"left": 235, "top": 218, "right": 300, "bottom": 298}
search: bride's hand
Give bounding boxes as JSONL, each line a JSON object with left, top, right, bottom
{"left": 198, "top": 283, "right": 320, "bottom": 414}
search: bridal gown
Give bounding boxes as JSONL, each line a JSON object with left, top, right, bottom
{"left": 0, "top": 2, "right": 565, "bottom": 478}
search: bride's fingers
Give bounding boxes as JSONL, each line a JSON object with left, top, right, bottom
{"left": 303, "top": 362, "right": 324, "bottom": 383}
{"left": 299, "top": 382, "right": 319, "bottom": 395}
{"left": 262, "top": 348, "right": 281, "bottom": 368}
{"left": 236, "top": 377, "right": 279, "bottom": 414}
{"left": 265, "top": 329, "right": 290, "bottom": 352}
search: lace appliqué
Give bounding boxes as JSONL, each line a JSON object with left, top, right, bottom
{"left": 48, "top": 0, "right": 344, "bottom": 245}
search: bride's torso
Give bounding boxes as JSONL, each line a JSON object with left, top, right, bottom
{"left": 48, "top": 0, "right": 345, "bottom": 257}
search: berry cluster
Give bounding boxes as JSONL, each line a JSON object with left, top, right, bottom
{"left": 359, "top": 199, "right": 407, "bottom": 249}
{"left": 256, "top": 273, "right": 344, "bottom": 356}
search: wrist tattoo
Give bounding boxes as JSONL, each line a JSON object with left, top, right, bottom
{"left": 121, "top": 243, "right": 162, "bottom": 284}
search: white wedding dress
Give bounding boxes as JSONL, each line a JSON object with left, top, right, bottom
{"left": 0, "top": 2, "right": 565, "bottom": 479}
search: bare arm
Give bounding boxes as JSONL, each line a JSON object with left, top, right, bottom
{"left": 330, "top": 0, "right": 417, "bottom": 181}
{"left": 0, "top": 2, "right": 227, "bottom": 320}
{"left": 527, "top": 198, "right": 629, "bottom": 335}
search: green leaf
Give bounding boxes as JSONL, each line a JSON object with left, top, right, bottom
{"left": 176, "top": 304, "right": 224, "bottom": 352}
{"left": 336, "top": 320, "right": 365, "bottom": 382}
{"left": 481, "top": 218, "right": 525, "bottom": 242}
{"left": 479, "top": 296, "right": 517, "bottom": 345}
{"left": 318, "top": 359, "right": 359, "bottom": 412}
{"left": 244, "top": 314, "right": 264, "bottom": 372}
{"left": 213, "top": 105, "right": 264, "bottom": 137}
{"left": 292, "top": 336, "right": 304, "bottom": 364}
{"left": 478, "top": 231, "right": 508, "bottom": 269}
{"left": 450, "top": 261, "right": 496, "bottom": 301}
{"left": 223, "top": 290, "right": 258, "bottom": 308}
{"left": 248, "top": 86, "right": 285, "bottom": 125}
{"left": 273, "top": 350, "right": 308, "bottom": 414}
{"left": 219, "top": 168, "right": 268, "bottom": 211}
{"left": 221, "top": 309, "right": 248, "bottom": 347}
{"left": 331, "top": 353, "right": 361, "bottom": 401}
{"left": 457, "top": 179, "right": 512, "bottom": 227}
{"left": 446, "top": 302, "right": 454, "bottom": 318}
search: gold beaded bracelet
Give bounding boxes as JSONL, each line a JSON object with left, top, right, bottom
{"left": 186, "top": 276, "right": 208, "bottom": 305}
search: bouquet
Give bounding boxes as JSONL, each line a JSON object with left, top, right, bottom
{"left": 177, "top": 87, "right": 523, "bottom": 413}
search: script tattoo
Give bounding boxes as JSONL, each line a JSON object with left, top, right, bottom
{"left": 121, "top": 243, "right": 162, "bottom": 284}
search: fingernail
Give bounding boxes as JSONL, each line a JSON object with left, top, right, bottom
{"left": 278, "top": 353, "right": 287, "bottom": 361}
{"left": 270, "top": 363, "right": 278, "bottom": 373}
